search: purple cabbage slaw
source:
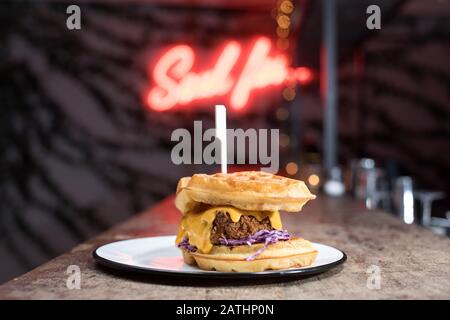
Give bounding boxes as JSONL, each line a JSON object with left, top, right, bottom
{"left": 177, "top": 229, "right": 291, "bottom": 261}
{"left": 177, "top": 237, "right": 197, "bottom": 252}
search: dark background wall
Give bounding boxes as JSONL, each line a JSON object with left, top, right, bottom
{"left": 337, "top": 0, "right": 450, "bottom": 197}
{"left": 1, "top": 0, "right": 449, "bottom": 283}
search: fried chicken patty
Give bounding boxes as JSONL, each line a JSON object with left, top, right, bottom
{"left": 210, "top": 212, "right": 273, "bottom": 244}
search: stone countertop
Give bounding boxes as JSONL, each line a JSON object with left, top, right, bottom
{"left": 1, "top": 196, "right": 449, "bottom": 299}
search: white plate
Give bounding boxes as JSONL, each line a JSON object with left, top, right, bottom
{"left": 93, "top": 236, "right": 346, "bottom": 279}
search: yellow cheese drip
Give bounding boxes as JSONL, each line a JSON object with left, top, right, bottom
{"left": 176, "top": 206, "right": 282, "bottom": 253}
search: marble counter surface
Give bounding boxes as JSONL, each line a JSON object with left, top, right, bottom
{"left": 1, "top": 196, "right": 449, "bottom": 299}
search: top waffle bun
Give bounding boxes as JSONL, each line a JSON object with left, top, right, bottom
{"left": 175, "top": 171, "right": 316, "bottom": 214}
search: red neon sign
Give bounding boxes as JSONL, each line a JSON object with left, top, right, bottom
{"left": 146, "top": 37, "right": 313, "bottom": 112}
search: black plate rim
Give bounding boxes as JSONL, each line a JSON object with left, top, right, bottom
{"left": 92, "top": 237, "right": 347, "bottom": 279}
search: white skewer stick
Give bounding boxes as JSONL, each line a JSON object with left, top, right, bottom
{"left": 215, "top": 105, "right": 227, "bottom": 174}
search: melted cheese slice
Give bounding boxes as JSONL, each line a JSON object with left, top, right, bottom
{"left": 176, "top": 206, "right": 282, "bottom": 253}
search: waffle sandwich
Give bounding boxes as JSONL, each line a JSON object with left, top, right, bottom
{"left": 175, "top": 171, "right": 317, "bottom": 272}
